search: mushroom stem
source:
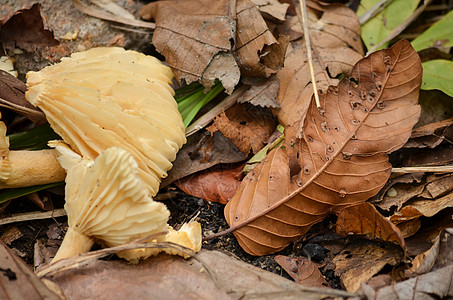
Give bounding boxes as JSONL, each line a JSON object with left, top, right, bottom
{"left": 0, "top": 149, "right": 66, "bottom": 188}
{"left": 52, "top": 227, "right": 95, "bottom": 262}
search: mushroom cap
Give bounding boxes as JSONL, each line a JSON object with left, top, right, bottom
{"left": 52, "top": 142, "right": 202, "bottom": 262}
{"left": 26, "top": 47, "right": 186, "bottom": 196}
{"left": 56, "top": 143, "right": 171, "bottom": 247}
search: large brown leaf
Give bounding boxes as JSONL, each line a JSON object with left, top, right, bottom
{"left": 224, "top": 40, "right": 422, "bottom": 255}
{"left": 276, "top": 2, "right": 364, "bottom": 129}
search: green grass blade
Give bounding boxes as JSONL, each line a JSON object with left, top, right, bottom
{"left": 0, "top": 182, "right": 64, "bottom": 204}
{"left": 8, "top": 123, "right": 60, "bottom": 150}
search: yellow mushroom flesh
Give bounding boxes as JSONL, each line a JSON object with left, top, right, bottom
{"left": 26, "top": 47, "right": 186, "bottom": 196}
{"left": 51, "top": 143, "right": 201, "bottom": 263}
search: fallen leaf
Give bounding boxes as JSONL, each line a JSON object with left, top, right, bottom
{"left": 404, "top": 117, "right": 453, "bottom": 149}
{"left": 0, "top": 3, "right": 59, "bottom": 52}
{"left": 0, "top": 225, "right": 22, "bottom": 245}
{"left": 274, "top": 255, "right": 327, "bottom": 287}
{"left": 235, "top": 0, "right": 288, "bottom": 77}
{"left": 362, "top": 265, "right": 453, "bottom": 299}
{"left": 394, "top": 192, "right": 453, "bottom": 219}
{"left": 0, "top": 70, "right": 45, "bottom": 123}
{"left": 225, "top": 40, "right": 422, "bottom": 255}
{"left": 276, "top": 3, "right": 364, "bottom": 129}
{"left": 139, "top": 0, "right": 287, "bottom": 93}
{"left": 396, "top": 218, "right": 421, "bottom": 239}
{"left": 207, "top": 103, "right": 277, "bottom": 154}
{"left": 404, "top": 144, "right": 453, "bottom": 167}
{"left": 162, "top": 130, "right": 247, "bottom": 187}
{"left": 251, "top": 0, "right": 289, "bottom": 22}
{"left": 42, "top": 249, "right": 357, "bottom": 300}
{"left": 175, "top": 163, "right": 243, "bottom": 204}
{"left": 239, "top": 76, "right": 281, "bottom": 108}
{"left": 336, "top": 203, "right": 406, "bottom": 252}
{"left": 420, "top": 174, "right": 453, "bottom": 199}
{"left": 404, "top": 209, "right": 453, "bottom": 256}
{"left": 0, "top": 240, "right": 61, "bottom": 299}
{"left": 405, "top": 228, "right": 453, "bottom": 278}
{"left": 332, "top": 240, "right": 403, "bottom": 292}
{"left": 372, "top": 172, "right": 424, "bottom": 205}
{"left": 376, "top": 183, "right": 425, "bottom": 211}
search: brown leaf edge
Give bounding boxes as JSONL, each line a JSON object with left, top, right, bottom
{"left": 211, "top": 40, "right": 422, "bottom": 255}
{"left": 336, "top": 202, "right": 407, "bottom": 252}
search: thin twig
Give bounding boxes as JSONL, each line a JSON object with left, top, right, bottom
{"left": 298, "top": 0, "right": 320, "bottom": 108}
{"left": 359, "top": 0, "right": 395, "bottom": 25}
{"left": 392, "top": 165, "right": 453, "bottom": 173}
{"left": 0, "top": 209, "right": 66, "bottom": 226}
{"left": 366, "top": 0, "right": 432, "bottom": 55}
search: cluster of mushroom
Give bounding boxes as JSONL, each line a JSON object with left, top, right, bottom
{"left": 14, "top": 47, "right": 202, "bottom": 263}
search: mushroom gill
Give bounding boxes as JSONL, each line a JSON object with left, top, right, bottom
{"left": 25, "top": 47, "right": 186, "bottom": 196}
{"left": 51, "top": 142, "right": 201, "bottom": 263}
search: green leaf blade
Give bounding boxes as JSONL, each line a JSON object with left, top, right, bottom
{"left": 411, "top": 10, "right": 453, "bottom": 52}
{"left": 421, "top": 60, "right": 453, "bottom": 97}
{"left": 358, "top": 0, "right": 421, "bottom": 51}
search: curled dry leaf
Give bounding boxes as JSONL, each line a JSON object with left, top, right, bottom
{"left": 162, "top": 130, "right": 247, "bottom": 187}
{"left": 0, "top": 70, "right": 45, "bottom": 123}
{"left": 0, "top": 3, "right": 59, "bottom": 52}
{"left": 0, "top": 240, "right": 60, "bottom": 300}
{"left": 333, "top": 240, "right": 403, "bottom": 293}
{"left": 336, "top": 203, "right": 406, "bottom": 252}
{"left": 224, "top": 40, "right": 422, "bottom": 256}
{"left": 251, "top": 0, "right": 289, "bottom": 22}
{"left": 239, "top": 76, "right": 281, "bottom": 108}
{"left": 175, "top": 163, "right": 243, "bottom": 204}
{"left": 274, "top": 255, "right": 327, "bottom": 287}
{"left": 362, "top": 265, "right": 453, "bottom": 299}
{"left": 207, "top": 103, "right": 277, "bottom": 155}
{"left": 276, "top": 2, "right": 364, "bottom": 129}
{"left": 139, "top": 0, "right": 287, "bottom": 93}
{"left": 404, "top": 117, "right": 453, "bottom": 149}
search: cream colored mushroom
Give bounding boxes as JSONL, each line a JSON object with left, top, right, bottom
{"left": 25, "top": 47, "right": 186, "bottom": 196}
{"left": 51, "top": 142, "right": 201, "bottom": 263}
{"left": 0, "top": 118, "right": 65, "bottom": 188}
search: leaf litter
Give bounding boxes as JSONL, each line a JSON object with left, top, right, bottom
{"left": 0, "top": 0, "right": 452, "bottom": 298}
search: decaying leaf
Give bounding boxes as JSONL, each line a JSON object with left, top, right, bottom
{"left": 251, "top": 0, "right": 289, "bottom": 22}
{"left": 225, "top": 40, "right": 422, "bottom": 256}
{"left": 404, "top": 117, "right": 453, "bottom": 149}
{"left": 207, "top": 103, "right": 277, "bottom": 155}
{"left": 391, "top": 192, "right": 453, "bottom": 222}
{"left": 336, "top": 203, "right": 406, "bottom": 251}
{"left": 332, "top": 240, "right": 403, "bottom": 292}
{"left": 0, "top": 70, "right": 45, "bottom": 123}
{"left": 276, "top": 2, "right": 364, "bottom": 128}
{"left": 0, "top": 240, "right": 61, "bottom": 299}
{"left": 405, "top": 228, "right": 453, "bottom": 278}
{"left": 41, "top": 249, "right": 358, "bottom": 300}
{"left": 139, "top": 0, "right": 287, "bottom": 93}
{"left": 362, "top": 265, "right": 453, "bottom": 300}
{"left": 239, "top": 76, "right": 281, "bottom": 108}
{"left": 0, "top": 3, "right": 59, "bottom": 52}
{"left": 274, "top": 255, "right": 327, "bottom": 287}
{"left": 162, "top": 130, "right": 247, "bottom": 187}
{"left": 175, "top": 163, "right": 243, "bottom": 204}
{"left": 404, "top": 209, "right": 453, "bottom": 256}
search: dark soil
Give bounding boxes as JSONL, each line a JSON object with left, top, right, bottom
{"left": 0, "top": 187, "right": 343, "bottom": 288}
